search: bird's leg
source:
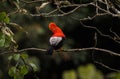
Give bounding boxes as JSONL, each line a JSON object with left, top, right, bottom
{"left": 52, "top": 50, "right": 58, "bottom": 58}
{"left": 57, "top": 47, "right": 63, "bottom": 52}
{"left": 52, "top": 50, "right": 56, "bottom": 55}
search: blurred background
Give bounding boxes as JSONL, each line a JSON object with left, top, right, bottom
{"left": 0, "top": 0, "right": 120, "bottom": 79}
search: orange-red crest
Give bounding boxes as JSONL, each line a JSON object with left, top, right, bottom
{"left": 48, "top": 22, "right": 65, "bottom": 37}
{"left": 49, "top": 22, "right": 57, "bottom": 31}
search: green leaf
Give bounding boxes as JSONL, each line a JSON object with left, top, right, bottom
{"left": 1, "top": 26, "right": 15, "bottom": 47}
{"left": 14, "top": 72, "right": 24, "bottom": 79}
{"left": 0, "top": 12, "right": 6, "bottom": 21}
{"left": 94, "top": 71, "right": 103, "bottom": 79}
{"left": 21, "top": 53, "right": 28, "bottom": 59}
{"left": 19, "top": 65, "right": 28, "bottom": 75}
{"left": 29, "top": 63, "right": 38, "bottom": 71}
{"left": 62, "top": 70, "right": 77, "bottom": 79}
{"left": 13, "top": 54, "right": 20, "bottom": 61}
{"left": 2, "top": 27, "right": 15, "bottom": 40}
{"left": 3, "top": 16, "right": 10, "bottom": 23}
{"left": 8, "top": 66, "right": 26, "bottom": 79}
{"left": 77, "top": 64, "right": 103, "bottom": 79}
{"left": 78, "top": 64, "right": 96, "bottom": 79}
{"left": 4, "top": 35, "right": 11, "bottom": 47}
{"left": 8, "top": 56, "right": 13, "bottom": 61}
{"left": 8, "top": 66, "right": 16, "bottom": 77}
{"left": 0, "top": 33, "right": 5, "bottom": 47}
{"left": 108, "top": 72, "right": 120, "bottom": 79}
{"left": 0, "top": 12, "right": 10, "bottom": 23}
{"left": 0, "top": 31, "right": 12, "bottom": 47}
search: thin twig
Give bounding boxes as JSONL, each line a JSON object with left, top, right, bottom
{"left": 79, "top": 21, "right": 120, "bottom": 44}
{"left": 92, "top": 32, "right": 98, "bottom": 63}
{"left": 21, "top": 0, "right": 45, "bottom": 4}
{"left": 30, "top": 2, "right": 95, "bottom": 17}
{"left": 7, "top": 0, "right": 120, "bottom": 17}
{"left": 7, "top": 10, "right": 19, "bottom": 16}
{"left": 95, "top": 61, "right": 120, "bottom": 72}
{"left": 95, "top": 1, "right": 98, "bottom": 14}
{"left": 79, "top": 13, "right": 109, "bottom": 21}
{"left": 110, "top": 27, "right": 120, "bottom": 40}
{"left": 18, "top": 48, "right": 46, "bottom": 52}
{"left": 104, "top": 0, "right": 109, "bottom": 11}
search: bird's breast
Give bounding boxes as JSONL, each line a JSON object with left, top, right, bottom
{"left": 49, "top": 37, "right": 62, "bottom": 46}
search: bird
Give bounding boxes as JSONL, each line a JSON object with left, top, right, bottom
{"left": 47, "top": 22, "right": 65, "bottom": 55}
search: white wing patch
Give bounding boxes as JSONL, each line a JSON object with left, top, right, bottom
{"left": 49, "top": 37, "right": 62, "bottom": 46}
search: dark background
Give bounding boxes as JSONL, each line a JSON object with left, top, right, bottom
{"left": 0, "top": 0, "right": 120, "bottom": 79}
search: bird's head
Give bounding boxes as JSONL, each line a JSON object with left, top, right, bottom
{"left": 49, "top": 22, "right": 65, "bottom": 37}
{"left": 49, "top": 22, "right": 57, "bottom": 32}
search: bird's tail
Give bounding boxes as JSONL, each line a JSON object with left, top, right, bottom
{"left": 46, "top": 46, "right": 54, "bottom": 55}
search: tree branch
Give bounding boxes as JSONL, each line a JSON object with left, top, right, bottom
{"left": 79, "top": 21, "right": 120, "bottom": 44}
{"left": 18, "top": 48, "right": 46, "bottom": 52}
{"left": 21, "top": 0, "right": 45, "bottom": 4}
{"left": 7, "top": 0, "right": 120, "bottom": 18}
{"left": 1, "top": 47, "right": 120, "bottom": 72}
{"left": 110, "top": 27, "right": 120, "bottom": 41}
{"left": 0, "top": 47, "right": 120, "bottom": 57}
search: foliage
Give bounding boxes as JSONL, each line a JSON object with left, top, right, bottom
{"left": 0, "top": 12, "right": 15, "bottom": 48}
{"left": 107, "top": 72, "right": 120, "bottom": 79}
{"left": 0, "top": 11, "right": 39, "bottom": 79}
{"left": 7, "top": 53, "right": 39, "bottom": 79}
{"left": 8, "top": 65, "right": 28, "bottom": 79}
{"left": 62, "top": 70, "right": 77, "bottom": 79}
{"left": 0, "top": 12, "right": 10, "bottom": 23}
{"left": 62, "top": 64, "right": 103, "bottom": 79}
{"left": 78, "top": 64, "right": 103, "bottom": 79}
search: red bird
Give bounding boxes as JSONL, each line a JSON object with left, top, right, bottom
{"left": 47, "top": 22, "right": 65, "bottom": 55}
